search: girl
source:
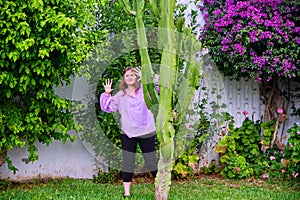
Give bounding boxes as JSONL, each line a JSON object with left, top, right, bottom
{"left": 100, "top": 67, "right": 158, "bottom": 198}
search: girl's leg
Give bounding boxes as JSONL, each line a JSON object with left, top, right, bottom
{"left": 138, "top": 134, "right": 158, "bottom": 178}
{"left": 120, "top": 134, "right": 137, "bottom": 196}
{"left": 123, "top": 182, "right": 131, "bottom": 197}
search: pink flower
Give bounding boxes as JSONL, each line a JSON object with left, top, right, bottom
{"left": 293, "top": 172, "right": 298, "bottom": 178}
{"left": 185, "top": 123, "right": 191, "bottom": 129}
{"left": 297, "top": 131, "right": 300, "bottom": 135}
{"left": 281, "top": 158, "right": 285, "bottom": 164}
{"left": 234, "top": 167, "right": 241, "bottom": 172}
{"left": 202, "top": 48, "right": 209, "bottom": 55}
{"left": 270, "top": 156, "right": 275, "bottom": 160}
{"left": 290, "top": 144, "right": 294, "bottom": 148}
{"left": 277, "top": 108, "right": 284, "bottom": 114}
{"left": 281, "top": 169, "right": 285, "bottom": 173}
{"left": 262, "top": 174, "right": 269, "bottom": 179}
{"left": 242, "top": 110, "right": 248, "bottom": 116}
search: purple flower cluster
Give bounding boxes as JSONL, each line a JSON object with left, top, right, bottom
{"left": 200, "top": 0, "right": 300, "bottom": 82}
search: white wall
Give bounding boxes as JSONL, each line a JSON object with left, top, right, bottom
{"left": 0, "top": 137, "right": 97, "bottom": 181}
{"left": 1, "top": 75, "right": 298, "bottom": 180}
{"left": 0, "top": 77, "right": 100, "bottom": 180}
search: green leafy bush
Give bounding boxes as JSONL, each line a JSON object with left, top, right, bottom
{"left": 214, "top": 112, "right": 299, "bottom": 181}
{"left": 92, "top": 169, "right": 120, "bottom": 184}
{"left": 0, "top": 0, "right": 104, "bottom": 172}
{"left": 283, "top": 123, "right": 300, "bottom": 180}
{"left": 199, "top": 161, "right": 221, "bottom": 175}
{"left": 215, "top": 116, "right": 262, "bottom": 179}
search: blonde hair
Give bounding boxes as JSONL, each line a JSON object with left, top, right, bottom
{"left": 120, "top": 67, "right": 141, "bottom": 95}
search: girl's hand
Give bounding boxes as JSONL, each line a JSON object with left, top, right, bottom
{"left": 102, "top": 79, "right": 113, "bottom": 95}
{"left": 133, "top": 68, "right": 142, "bottom": 81}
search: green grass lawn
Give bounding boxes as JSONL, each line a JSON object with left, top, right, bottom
{"left": 1, "top": 176, "right": 299, "bottom": 200}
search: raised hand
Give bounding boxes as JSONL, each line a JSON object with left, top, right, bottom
{"left": 102, "top": 79, "right": 113, "bottom": 95}
{"left": 133, "top": 68, "right": 142, "bottom": 81}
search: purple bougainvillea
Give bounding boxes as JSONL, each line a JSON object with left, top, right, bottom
{"left": 199, "top": 0, "right": 300, "bottom": 82}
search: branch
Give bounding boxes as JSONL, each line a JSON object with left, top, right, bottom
{"left": 270, "top": 118, "right": 279, "bottom": 148}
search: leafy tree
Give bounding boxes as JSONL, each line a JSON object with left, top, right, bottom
{"left": 0, "top": 0, "right": 105, "bottom": 172}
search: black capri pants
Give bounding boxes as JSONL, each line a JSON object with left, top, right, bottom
{"left": 120, "top": 133, "right": 158, "bottom": 182}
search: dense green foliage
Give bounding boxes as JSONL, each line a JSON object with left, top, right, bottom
{"left": 0, "top": 0, "right": 105, "bottom": 172}
{"left": 214, "top": 113, "right": 300, "bottom": 181}
{"left": 215, "top": 117, "right": 262, "bottom": 179}
{"left": 284, "top": 123, "right": 300, "bottom": 179}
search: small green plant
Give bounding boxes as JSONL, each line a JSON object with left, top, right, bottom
{"left": 221, "top": 155, "right": 254, "bottom": 179}
{"left": 215, "top": 115, "right": 262, "bottom": 179}
{"left": 173, "top": 152, "right": 199, "bottom": 179}
{"left": 214, "top": 110, "right": 300, "bottom": 182}
{"left": 259, "top": 121, "right": 299, "bottom": 181}
{"left": 199, "top": 161, "right": 221, "bottom": 175}
{"left": 172, "top": 88, "right": 210, "bottom": 179}
{"left": 261, "top": 147, "right": 285, "bottom": 180}
{"left": 0, "top": 179, "right": 10, "bottom": 191}
{"left": 284, "top": 123, "right": 300, "bottom": 180}
{"left": 261, "top": 120, "right": 276, "bottom": 148}
{"left": 172, "top": 119, "right": 202, "bottom": 179}
{"left": 92, "top": 169, "right": 120, "bottom": 184}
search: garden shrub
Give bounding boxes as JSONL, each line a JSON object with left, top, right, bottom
{"left": 199, "top": 0, "right": 300, "bottom": 81}
{"left": 214, "top": 114, "right": 262, "bottom": 179}
{"left": 199, "top": 0, "right": 300, "bottom": 181}
{"left": 0, "top": 0, "right": 104, "bottom": 172}
{"left": 283, "top": 123, "right": 300, "bottom": 180}
{"left": 214, "top": 113, "right": 299, "bottom": 181}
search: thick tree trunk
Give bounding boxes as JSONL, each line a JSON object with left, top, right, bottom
{"left": 260, "top": 78, "right": 286, "bottom": 151}
{"left": 260, "top": 79, "right": 279, "bottom": 122}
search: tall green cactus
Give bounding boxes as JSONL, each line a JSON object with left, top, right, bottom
{"left": 119, "top": 0, "right": 158, "bottom": 107}
{"left": 118, "top": 0, "right": 201, "bottom": 199}
{"left": 154, "top": 1, "right": 177, "bottom": 199}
